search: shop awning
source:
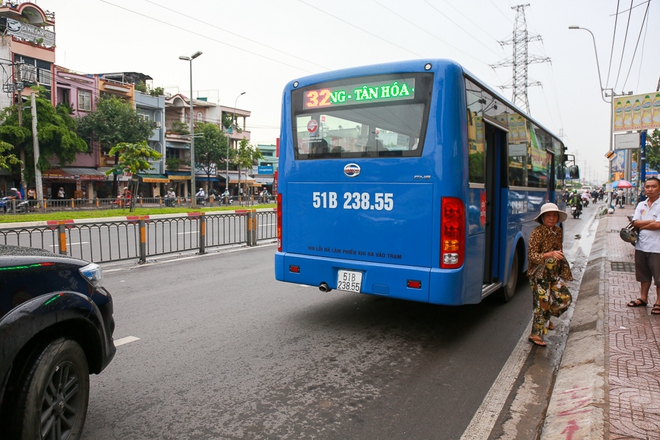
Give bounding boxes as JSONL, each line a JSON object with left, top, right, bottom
{"left": 61, "top": 167, "right": 108, "bottom": 181}
{"left": 167, "top": 172, "right": 191, "bottom": 181}
{"left": 166, "top": 142, "right": 190, "bottom": 149}
{"left": 41, "top": 168, "right": 73, "bottom": 179}
{"left": 137, "top": 174, "right": 170, "bottom": 183}
{"left": 255, "top": 177, "right": 274, "bottom": 184}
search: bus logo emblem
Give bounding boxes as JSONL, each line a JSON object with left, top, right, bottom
{"left": 344, "top": 163, "right": 361, "bottom": 177}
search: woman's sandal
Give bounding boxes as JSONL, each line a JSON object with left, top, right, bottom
{"left": 652, "top": 304, "right": 660, "bottom": 315}
{"left": 627, "top": 298, "right": 648, "bottom": 307}
{"left": 528, "top": 335, "right": 547, "bottom": 347}
{"left": 547, "top": 321, "right": 555, "bottom": 331}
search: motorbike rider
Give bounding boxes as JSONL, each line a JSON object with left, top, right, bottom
{"left": 569, "top": 190, "right": 583, "bottom": 214}
{"left": 196, "top": 187, "right": 206, "bottom": 205}
{"left": 2, "top": 187, "right": 25, "bottom": 213}
{"left": 165, "top": 188, "right": 176, "bottom": 207}
{"left": 581, "top": 190, "right": 591, "bottom": 207}
{"left": 221, "top": 189, "right": 230, "bottom": 205}
{"left": 7, "top": 187, "right": 22, "bottom": 201}
{"left": 260, "top": 187, "right": 270, "bottom": 203}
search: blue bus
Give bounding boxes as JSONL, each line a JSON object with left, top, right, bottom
{"left": 274, "top": 59, "right": 568, "bottom": 305}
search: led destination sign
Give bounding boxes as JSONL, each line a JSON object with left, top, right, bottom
{"left": 303, "top": 77, "right": 416, "bottom": 109}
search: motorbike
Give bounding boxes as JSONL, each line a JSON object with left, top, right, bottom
{"left": 0, "top": 197, "right": 29, "bottom": 213}
{"left": 571, "top": 205, "right": 582, "bottom": 219}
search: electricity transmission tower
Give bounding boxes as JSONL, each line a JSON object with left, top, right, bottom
{"left": 490, "top": 4, "right": 550, "bottom": 114}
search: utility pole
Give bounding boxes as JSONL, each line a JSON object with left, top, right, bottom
{"left": 14, "top": 63, "right": 26, "bottom": 197}
{"left": 490, "top": 4, "right": 550, "bottom": 114}
{"left": 30, "top": 92, "right": 43, "bottom": 209}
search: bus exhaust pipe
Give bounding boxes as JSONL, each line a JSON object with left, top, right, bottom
{"left": 319, "top": 283, "right": 331, "bottom": 292}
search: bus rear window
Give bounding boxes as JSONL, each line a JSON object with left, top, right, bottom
{"left": 291, "top": 73, "right": 433, "bottom": 159}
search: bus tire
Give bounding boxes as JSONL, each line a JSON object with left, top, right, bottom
{"left": 500, "top": 251, "right": 519, "bottom": 302}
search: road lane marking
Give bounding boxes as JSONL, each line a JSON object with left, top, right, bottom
{"left": 114, "top": 336, "right": 140, "bottom": 346}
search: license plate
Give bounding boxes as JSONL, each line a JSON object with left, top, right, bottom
{"left": 337, "top": 270, "right": 362, "bottom": 293}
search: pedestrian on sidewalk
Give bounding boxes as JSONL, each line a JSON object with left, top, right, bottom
{"left": 627, "top": 177, "right": 660, "bottom": 315}
{"left": 527, "top": 203, "right": 574, "bottom": 346}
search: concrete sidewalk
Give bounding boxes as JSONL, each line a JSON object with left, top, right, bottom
{"left": 541, "top": 207, "right": 660, "bottom": 439}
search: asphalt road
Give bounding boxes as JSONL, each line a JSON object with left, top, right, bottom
{"left": 81, "top": 204, "right": 597, "bottom": 439}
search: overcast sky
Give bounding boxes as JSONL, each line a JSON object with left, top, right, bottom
{"left": 36, "top": 0, "right": 659, "bottom": 183}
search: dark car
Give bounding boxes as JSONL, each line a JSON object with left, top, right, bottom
{"left": 0, "top": 245, "right": 116, "bottom": 439}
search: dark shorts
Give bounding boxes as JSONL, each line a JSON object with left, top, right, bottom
{"left": 634, "top": 250, "right": 660, "bottom": 285}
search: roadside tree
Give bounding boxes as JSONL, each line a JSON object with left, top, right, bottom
{"left": 78, "top": 96, "right": 156, "bottom": 195}
{"left": 235, "top": 137, "right": 264, "bottom": 201}
{"left": 645, "top": 129, "right": 660, "bottom": 172}
{"left": 106, "top": 141, "right": 162, "bottom": 212}
{"left": 194, "top": 122, "right": 229, "bottom": 192}
{"left": 0, "top": 87, "right": 87, "bottom": 189}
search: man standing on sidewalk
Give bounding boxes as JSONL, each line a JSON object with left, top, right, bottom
{"left": 627, "top": 177, "right": 660, "bottom": 314}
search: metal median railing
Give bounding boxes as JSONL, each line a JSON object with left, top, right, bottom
{"left": 1, "top": 195, "right": 271, "bottom": 214}
{"left": 0, "top": 210, "right": 276, "bottom": 264}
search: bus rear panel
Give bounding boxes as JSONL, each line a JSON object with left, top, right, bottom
{"left": 275, "top": 59, "right": 565, "bottom": 305}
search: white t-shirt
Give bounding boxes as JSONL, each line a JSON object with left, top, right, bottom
{"left": 633, "top": 198, "right": 660, "bottom": 253}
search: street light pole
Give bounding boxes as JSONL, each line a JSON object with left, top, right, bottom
{"left": 179, "top": 50, "right": 202, "bottom": 207}
{"left": 568, "top": 26, "right": 608, "bottom": 104}
{"left": 569, "top": 26, "right": 615, "bottom": 192}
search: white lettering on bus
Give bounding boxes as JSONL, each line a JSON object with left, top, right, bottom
{"left": 312, "top": 191, "right": 394, "bottom": 211}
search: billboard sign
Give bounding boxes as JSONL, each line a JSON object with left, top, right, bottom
{"left": 613, "top": 92, "right": 660, "bottom": 132}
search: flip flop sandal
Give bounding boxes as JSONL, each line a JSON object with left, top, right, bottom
{"left": 547, "top": 321, "right": 555, "bottom": 330}
{"left": 652, "top": 304, "right": 660, "bottom": 315}
{"left": 528, "top": 336, "right": 547, "bottom": 347}
{"left": 627, "top": 298, "right": 648, "bottom": 307}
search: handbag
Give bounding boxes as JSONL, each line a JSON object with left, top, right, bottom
{"left": 619, "top": 221, "right": 639, "bottom": 246}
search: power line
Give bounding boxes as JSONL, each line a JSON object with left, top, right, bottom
{"left": 621, "top": 0, "right": 651, "bottom": 90}
{"left": 297, "top": 0, "right": 424, "bottom": 58}
{"left": 142, "top": 0, "right": 329, "bottom": 71}
{"left": 612, "top": 0, "right": 635, "bottom": 91}
{"left": 604, "top": 0, "right": 621, "bottom": 88}
{"left": 421, "top": 0, "right": 504, "bottom": 59}
{"left": 98, "top": 0, "right": 319, "bottom": 74}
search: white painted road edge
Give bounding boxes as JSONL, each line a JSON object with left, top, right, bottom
{"left": 460, "top": 320, "right": 533, "bottom": 440}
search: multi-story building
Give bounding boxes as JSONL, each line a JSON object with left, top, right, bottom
{"left": 0, "top": 0, "right": 55, "bottom": 196}
{"left": 0, "top": 1, "right": 257, "bottom": 201}
{"left": 164, "top": 94, "right": 251, "bottom": 197}
{"left": 253, "top": 144, "right": 277, "bottom": 193}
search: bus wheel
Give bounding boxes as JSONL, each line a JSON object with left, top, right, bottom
{"left": 500, "top": 251, "right": 519, "bottom": 302}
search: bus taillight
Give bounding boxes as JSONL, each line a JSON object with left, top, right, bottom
{"left": 277, "top": 193, "right": 282, "bottom": 252}
{"left": 440, "top": 197, "right": 465, "bottom": 269}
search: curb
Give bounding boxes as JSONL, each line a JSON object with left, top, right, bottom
{"left": 540, "top": 215, "right": 610, "bottom": 439}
